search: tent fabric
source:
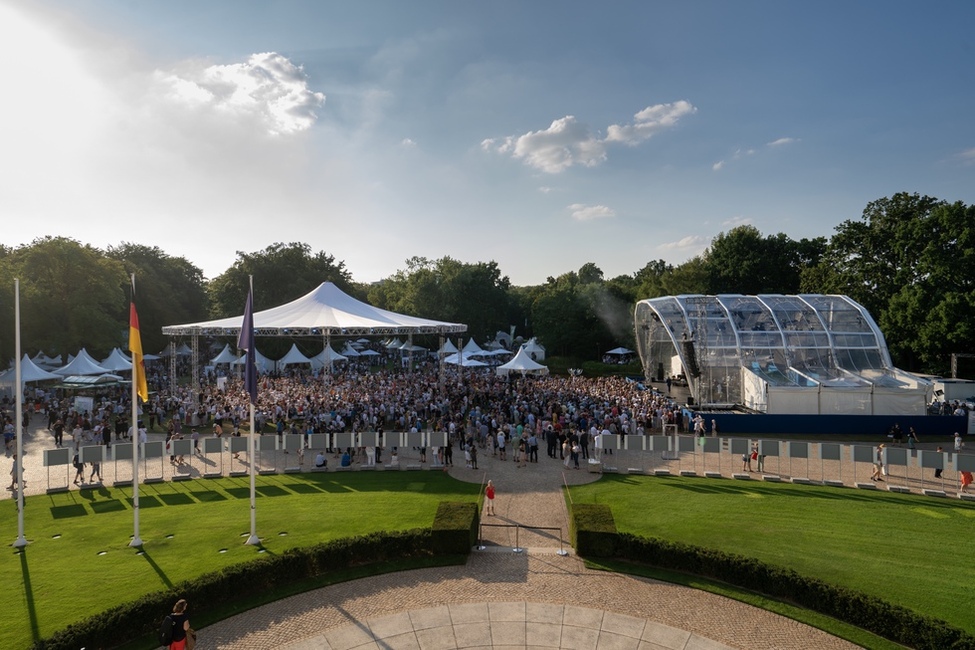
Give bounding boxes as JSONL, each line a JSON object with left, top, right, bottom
{"left": 0, "top": 355, "right": 62, "bottom": 385}
{"left": 277, "top": 343, "right": 313, "bottom": 367}
{"left": 233, "top": 349, "right": 273, "bottom": 374}
{"left": 438, "top": 340, "right": 459, "bottom": 355}
{"left": 461, "top": 339, "right": 485, "bottom": 355}
{"left": 606, "top": 346, "right": 634, "bottom": 355}
{"left": 54, "top": 349, "right": 111, "bottom": 376}
{"left": 161, "top": 282, "right": 467, "bottom": 337}
{"left": 311, "top": 344, "right": 347, "bottom": 369}
{"left": 100, "top": 348, "right": 133, "bottom": 371}
{"left": 210, "top": 344, "right": 238, "bottom": 365}
{"left": 442, "top": 352, "right": 488, "bottom": 367}
{"left": 496, "top": 347, "right": 550, "bottom": 376}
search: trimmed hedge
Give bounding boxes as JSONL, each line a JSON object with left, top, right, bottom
{"left": 432, "top": 501, "right": 479, "bottom": 555}
{"left": 31, "top": 529, "right": 434, "bottom": 650}
{"left": 569, "top": 503, "right": 617, "bottom": 557}
{"left": 614, "top": 533, "right": 975, "bottom": 650}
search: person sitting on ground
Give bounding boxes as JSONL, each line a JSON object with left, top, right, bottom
{"left": 314, "top": 451, "right": 326, "bottom": 468}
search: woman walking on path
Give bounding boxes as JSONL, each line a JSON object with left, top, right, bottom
{"left": 871, "top": 443, "right": 885, "bottom": 481}
{"left": 484, "top": 480, "right": 496, "bottom": 516}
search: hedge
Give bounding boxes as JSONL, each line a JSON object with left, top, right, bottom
{"left": 569, "top": 503, "right": 617, "bottom": 557}
{"left": 613, "top": 533, "right": 975, "bottom": 650}
{"left": 432, "top": 501, "right": 479, "bottom": 555}
{"left": 31, "top": 528, "right": 435, "bottom": 650}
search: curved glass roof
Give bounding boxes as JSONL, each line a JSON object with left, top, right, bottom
{"left": 634, "top": 294, "right": 900, "bottom": 406}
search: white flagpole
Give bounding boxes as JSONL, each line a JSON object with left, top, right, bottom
{"left": 245, "top": 275, "right": 259, "bottom": 545}
{"left": 13, "top": 279, "right": 27, "bottom": 548}
{"left": 129, "top": 274, "right": 143, "bottom": 547}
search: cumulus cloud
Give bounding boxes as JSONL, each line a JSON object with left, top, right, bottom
{"left": 484, "top": 100, "right": 695, "bottom": 173}
{"left": 712, "top": 147, "right": 758, "bottom": 171}
{"left": 767, "top": 137, "right": 798, "bottom": 147}
{"left": 604, "top": 100, "right": 696, "bottom": 145}
{"left": 569, "top": 203, "right": 615, "bottom": 221}
{"left": 722, "top": 216, "right": 753, "bottom": 227}
{"left": 155, "top": 52, "right": 325, "bottom": 135}
{"left": 659, "top": 235, "right": 707, "bottom": 250}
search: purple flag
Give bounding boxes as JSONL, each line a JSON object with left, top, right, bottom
{"left": 238, "top": 286, "right": 258, "bottom": 405}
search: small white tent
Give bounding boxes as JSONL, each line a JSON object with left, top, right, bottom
{"left": 521, "top": 338, "right": 546, "bottom": 361}
{"left": 461, "top": 338, "right": 485, "bottom": 356}
{"left": 100, "top": 348, "right": 133, "bottom": 371}
{"left": 496, "top": 347, "right": 550, "bottom": 376}
{"left": 277, "top": 343, "right": 313, "bottom": 368}
{"left": 210, "top": 344, "right": 238, "bottom": 365}
{"left": 0, "top": 355, "right": 62, "bottom": 385}
{"left": 55, "top": 349, "right": 111, "bottom": 376}
{"left": 438, "top": 339, "right": 459, "bottom": 355}
{"left": 311, "top": 344, "right": 347, "bottom": 370}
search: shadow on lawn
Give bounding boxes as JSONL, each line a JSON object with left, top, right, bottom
{"left": 18, "top": 548, "right": 40, "bottom": 642}
{"left": 138, "top": 549, "right": 174, "bottom": 589}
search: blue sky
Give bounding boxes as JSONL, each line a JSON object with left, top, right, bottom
{"left": 1, "top": 1, "right": 973, "bottom": 285}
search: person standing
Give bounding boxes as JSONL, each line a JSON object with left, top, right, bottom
{"left": 907, "top": 427, "right": 919, "bottom": 450}
{"left": 469, "top": 442, "right": 478, "bottom": 470}
{"left": 934, "top": 446, "right": 944, "bottom": 479}
{"left": 7, "top": 453, "right": 21, "bottom": 491}
{"left": 53, "top": 418, "right": 64, "bottom": 448}
{"left": 528, "top": 432, "right": 538, "bottom": 463}
{"left": 871, "top": 443, "right": 885, "bottom": 482}
{"left": 484, "top": 480, "right": 496, "bottom": 516}
{"left": 165, "top": 598, "right": 194, "bottom": 650}
{"left": 954, "top": 432, "right": 963, "bottom": 453}
{"left": 961, "top": 470, "right": 974, "bottom": 494}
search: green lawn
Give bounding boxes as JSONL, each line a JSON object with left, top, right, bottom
{"left": 1, "top": 472, "right": 480, "bottom": 649}
{"left": 568, "top": 475, "right": 975, "bottom": 634}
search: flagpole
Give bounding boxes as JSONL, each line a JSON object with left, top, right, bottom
{"left": 13, "top": 279, "right": 27, "bottom": 548}
{"left": 242, "top": 275, "right": 259, "bottom": 546}
{"left": 129, "top": 274, "right": 143, "bottom": 547}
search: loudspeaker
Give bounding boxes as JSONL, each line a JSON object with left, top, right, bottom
{"left": 681, "top": 341, "right": 701, "bottom": 378}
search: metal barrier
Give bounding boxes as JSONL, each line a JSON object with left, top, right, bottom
{"left": 477, "top": 522, "right": 568, "bottom": 556}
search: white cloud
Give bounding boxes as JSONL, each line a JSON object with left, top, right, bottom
{"left": 722, "top": 216, "right": 753, "bottom": 227}
{"left": 155, "top": 52, "right": 325, "bottom": 136}
{"left": 604, "top": 100, "right": 697, "bottom": 145}
{"left": 569, "top": 203, "right": 615, "bottom": 221}
{"left": 538, "top": 186, "right": 553, "bottom": 193}
{"left": 712, "top": 147, "right": 757, "bottom": 171}
{"left": 485, "top": 100, "right": 695, "bottom": 173}
{"left": 767, "top": 137, "right": 798, "bottom": 147}
{"left": 659, "top": 235, "right": 707, "bottom": 250}
{"left": 712, "top": 160, "right": 725, "bottom": 171}
{"left": 958, "top": 147, "right": 975, "bottom": 165}
{"left": 401, "top": 138, "right": 417, "bottom": 147}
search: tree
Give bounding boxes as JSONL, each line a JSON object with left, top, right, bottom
{"left": 106, "top": 243, "right": 209, "bottom": 355}
{"left": 704, "top": 225, "right": 825, "bottom": 294}
{"left": 528, "top": 265, "right": 619, "bottom": 359}
{"left": 7, "top": 237, "right": 126, "bottom": 357}
{"left": 207, "top": 242, "right": 354, "bottom": 318}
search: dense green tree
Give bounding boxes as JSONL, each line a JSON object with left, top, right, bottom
{"left": 106, "top": 243, "right": 209, "bottom": 354}
{"left": 661, "top": 256, "right": 709, "bottom": 295}
{"left": 5, "top": 237, "right": 126, "bottom": 357}
{"left": 207, "top": 242, "right": 353, "bottom": 318}
{"left": 368, "top": 257, "right": 512, "bottom": 344}
{"left": 704, "top": 225, "right": 826, "bottom": 294}
{"left": 803, "top": 193, "right": 974, "bottom": 373}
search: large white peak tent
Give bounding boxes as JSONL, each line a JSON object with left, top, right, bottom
{"left": 0, "top": 354, "right": 62, "bottom": 385}
{"left": 496, "top": 347, "right": 550, "bottom": 377}
{"left": 311, "top": 344, "right": 347, "bottom": 370}
{"left": 210, "top": 344, "right": 238, "bottom": 365}
{"left": 438, "top": 339, "right": 459, "bottom": 355}
{"left": 161, "top": 282, "right": 467, "bottom": 337}
{"left": 461, "top": 338, "right": 485, "bottom": 356}
{"left": 100, "top": 348, "right": 133, "bottom": 372}
{"left": 54, "top": 348, "right": 111, "bottom": 376}
{"left": 277, "top": 343, "right": 313, "bottom": 368}
{"left": 521, "top": 338, "right": 546, "bottom": 361}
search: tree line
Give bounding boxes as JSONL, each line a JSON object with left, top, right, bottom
{"left": 0, "top": 192, "right": 971, "bottom": 375}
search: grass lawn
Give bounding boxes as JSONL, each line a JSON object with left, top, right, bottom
{"left": 1, "top": 472, "right": 480, "bottom": 649}
{"left": 568, "top": 474, "right": 975, "bottom": 634}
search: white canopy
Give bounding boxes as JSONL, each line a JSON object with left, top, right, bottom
{"left": 438, "top": 339, "right": 459, "bottom": 355}
{"left": 461, "top": 338, "right": 485, "bottom": 355}
{"left": 233, "top": 349, "right": 273, "bottom": 374}
{"left": 340, "top": 344, "right": 361, "bottom": 357}
{"left": 277, "top": 343, "right": 313, "bottom": 367}
{"left": 606, "top": 346, "right": 634, "bottom": 355}
{"left": 55, "top": 348, "right": 111, "bottom": 376}
{"left": 311, "top": 344, "right": 347, "bottom": 369}
{"left": 0, "top": 354, "right": 62, "bottom": 385}
{"left": 100, "top": 348, "right": 133, "bottom": 371}
{"left": 521, "top": 337, "right": 546, "bottom": 361}
{"left": 442, "top": 352, "right": 488, "bottom": 367}
{"left": 210, "top": 344, "right": 238, "bottom": 365}
{"left": 385, "top": 338, "right": 404, "bottom": 349}
{"left": 162, "top": 282, "right": 467, "bottom": 337}
{"left": 496, "top": 347, "right": 550, "bottom": 376}
{"left": 357, "top": 349, "right": 380, "bottom": 357}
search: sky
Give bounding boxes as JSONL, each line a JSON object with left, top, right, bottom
{"left": 1, "top": 1, "right": 973, "bottom": 286}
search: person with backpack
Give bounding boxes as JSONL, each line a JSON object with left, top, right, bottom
{"left": 159, "top": 598, "right": 195, "bottom": 649}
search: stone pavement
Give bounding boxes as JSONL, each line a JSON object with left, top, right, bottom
{"left": 192, "top": 445, "right": 860, "bottom": 650}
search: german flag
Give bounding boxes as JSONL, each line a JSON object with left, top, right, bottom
{"left": 129, "top": 276, "right": 149, "bottom": 403}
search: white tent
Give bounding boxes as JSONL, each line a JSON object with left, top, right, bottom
{"left": 162, "top": 282, "right": 467, "bottom": 337}
{"left": 442, "top": 352, "right": 488, "bottom": 367}
{"left": 233, "top": 349, "right": 273, "bottom": 374}
{"left": 311, "top": 344, "right": 347, "bottom": 370}
{"left": 605, "top": 346, "right": 634, "bottom": 356}
{"left": 100, "top": 348, "right": 133, "bottom": 371}
{"left": 385, "top": 338, "right": 404, "bottom": 349}
{"left": 210, "top": 344, "right": 238, "bottom": 365}
{"left": 438, "top": 339, "right": 459, "bottom": 355}
{"left": 357, "top": 349, "right": 380, "bottom": 357}
{"left": 277, "top": 343, "right": 313, "bottom": 367}
{"left": 0, "top": 354, "right": 62, "bottom": 385}
{"left": 496, "top": 347, "right": 550, "bottom": 376}
{"left": 340, "top": 343, "right": 361, "bottom": 357}
{"left": 31, "top": 352, "right": 62, "bottom": 368}
{"left": 521, "top": 338, "right": 546, "bottom": 361}
{"left": 54, "top": 348, "right": 111, "bottom": 376}
{"left": 462, "top": 338, "right": 485, "bottom": 356}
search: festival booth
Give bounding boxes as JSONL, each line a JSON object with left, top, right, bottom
{"left": 54, "top": 349, "right": 111, "bottom": 376}
{"left": 495, "top": 347, "right": 550, "bottom": 377}
{"left": 100, "top": 348, "right": 133, "bottom": 372}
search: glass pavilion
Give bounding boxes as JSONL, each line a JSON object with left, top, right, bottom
{"left": 634, "top": 295, "right": 930, "bottom": 415}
